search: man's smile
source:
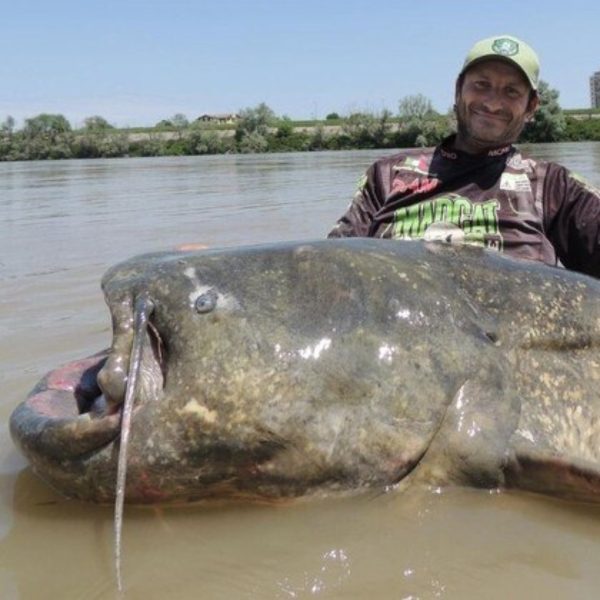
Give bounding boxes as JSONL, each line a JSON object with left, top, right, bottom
{"left": 470, "top": 107, "right": 510, "bottom": 123}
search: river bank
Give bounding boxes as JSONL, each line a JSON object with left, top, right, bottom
{"left": 1, "top": 109, "right": 599, "bottom": 162}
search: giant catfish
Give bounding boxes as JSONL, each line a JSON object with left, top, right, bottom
{"left": 10, "top": 239, "right": 600, "bottom": 505}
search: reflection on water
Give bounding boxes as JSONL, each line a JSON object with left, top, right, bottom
{"left": 1, "top": 144, "right": 600, "bottom": 599}
{"left": 3, "top": 470, "right": 600, "bottom": 599}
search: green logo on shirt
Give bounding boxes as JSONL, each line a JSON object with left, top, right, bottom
{"left": 392, "top": 195, "right": 503, "bottom": 250}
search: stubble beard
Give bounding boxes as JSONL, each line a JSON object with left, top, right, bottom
{"left": 455, "top": 99, "right": 525, "bottom": 153}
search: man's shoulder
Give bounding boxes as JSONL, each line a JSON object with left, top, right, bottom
{"left": 511, "top": 147, "right": 571, "bottom": 174}
{"left": 513, "top": 152, "right": 600, "bottom": 199}
{"left": 506, "top": 150, "right": 570, "bottom": 179}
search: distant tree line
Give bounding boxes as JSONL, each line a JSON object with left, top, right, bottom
{"left": 0, "top": 83, "right": 594, "bottom": 161}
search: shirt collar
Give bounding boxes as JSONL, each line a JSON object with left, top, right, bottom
{"left": 439, "top": 134, "right": 514, "bottom": 161}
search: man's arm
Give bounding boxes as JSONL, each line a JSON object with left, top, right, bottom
{"left": 327, "top": 163, "right": 384, "bottom": 238}
{"left": 545, "top": 165, "right": 600, "bottom": 278}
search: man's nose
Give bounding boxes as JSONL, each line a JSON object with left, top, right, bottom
{"left": 481, "top": 88, "right": 504, "bottom": 111}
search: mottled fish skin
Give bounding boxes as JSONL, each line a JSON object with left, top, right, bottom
{"left": 9, "top": 239, "right": 600, "bottom": 504}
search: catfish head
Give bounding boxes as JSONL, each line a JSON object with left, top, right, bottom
{"left": 14, "top": 240, "right": 473, "bottom": 504}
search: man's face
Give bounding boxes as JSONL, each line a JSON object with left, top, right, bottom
{"left": 454, "top": 59, "right": 538, "bottom": 153}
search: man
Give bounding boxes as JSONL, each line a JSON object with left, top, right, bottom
{"left": 328, "top": 35, "right": 600, "bottom": 277}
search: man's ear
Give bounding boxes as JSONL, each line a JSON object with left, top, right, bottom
{"left": 454, "top": 77, "right": 462, "bottom": 107}
{"left": 526, "top": 93, "right": 540, "bottom": 121}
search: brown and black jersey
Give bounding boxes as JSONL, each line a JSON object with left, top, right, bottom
{"left": 328, "top": 135, "right": 600, "bottom": 277}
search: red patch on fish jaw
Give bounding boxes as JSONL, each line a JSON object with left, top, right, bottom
{"left": 45, "top": 355, "right": 104, "bottom": 391}
{"left": 26, "top": 389, "right": 79, "bottom": 419}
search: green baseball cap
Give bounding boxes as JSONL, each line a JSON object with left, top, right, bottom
{"left": 460, "top": 35, "right": 540, "bottom": 90}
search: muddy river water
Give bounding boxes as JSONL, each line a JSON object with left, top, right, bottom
{"left": 1, "top": 145, "right": 600, "bottom": 599}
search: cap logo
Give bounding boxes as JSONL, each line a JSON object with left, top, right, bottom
{"left": 491, "top": 38, "right": 519, "bottom": 57}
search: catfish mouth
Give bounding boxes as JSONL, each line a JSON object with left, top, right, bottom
{"left": 9, "top": 353, "right": 122, "bottom": 461}
{"left": 10, "top": 309, "right": 167, "bottom": 462}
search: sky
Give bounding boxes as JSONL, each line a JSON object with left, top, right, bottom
{"left": 2, "top": 0, "right": 599, "bottom": 128}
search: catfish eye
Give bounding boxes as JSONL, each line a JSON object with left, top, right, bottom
{"left": 195, "top": 289, "right": 218, "bottom": 314}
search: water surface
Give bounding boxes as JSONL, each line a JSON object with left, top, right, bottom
{"left": 1, "top": 144, "right": 600, "bottom": 599}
